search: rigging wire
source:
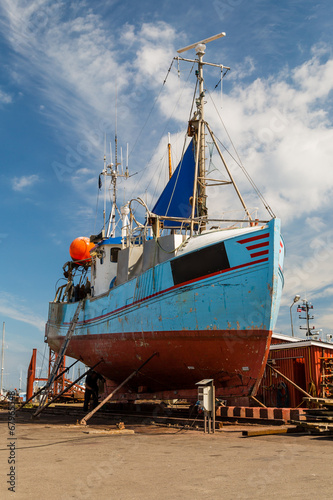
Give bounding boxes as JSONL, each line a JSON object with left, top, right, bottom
{"left": 147, "top": 70, "right": 197, "bottom": 209}
{"left": 128, "top": 60, "right": 196, "bottom": 208}
{"left": 206, "top": 87, "right": 275, "bottom": 218}
{"left": 37, "top": 343, "right": 47, "bottom": 381}
{"left": 93, "top": 59, "right": 195, "bottom": 229}
{"left": 93, "top": 180, "right": 101, "bottom": 234}
{"left": 161, "top": 78, "right": 199, "bottom": 217}
{"left": 214, "top": 69, "right": 229, "bottom": 89}
{"left": 128, "top": 59, "right": 176, "bottom": 162}
{"left": 149, "top": 155, "right": 169, "bottom": 207}
{"left": 147, "top": 127, "right": 187, "bottom": 212}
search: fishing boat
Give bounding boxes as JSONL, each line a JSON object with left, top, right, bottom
{"left": 46, "top": 33, "right": 284, "bottom": 404}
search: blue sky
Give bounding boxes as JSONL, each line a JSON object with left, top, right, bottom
{"left": 0, "top": 0, "right": 333, "bottom": 390}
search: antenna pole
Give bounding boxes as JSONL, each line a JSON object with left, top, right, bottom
{"left": 103, "top": 135, "right": 107, "bottom": 236}
{"left": 115, "top": 82, "right": 118, "bottom": 171}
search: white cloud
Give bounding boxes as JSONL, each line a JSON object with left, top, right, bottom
{"left": 229, "top": 56, "right": 256, "bottom": 81}
{"left": 196, "top": 49, "right": 333, "bottom": 226}
{"left": 305, "top": 216, "right": 326, "bottom": 233}
{"left": 12, "top": 174, "right": 39, "bottom": 191}
{"left": 0, "top": 3, "right": 186, "bottom": 178}
{"left": 0, "top": 88, "right": 12, "bottom": 104}
{"left": 0, "top": 292, "right": 45, "bottom": 331}
{"left": 1, "top": 3, "right": 332, "bottom": 216}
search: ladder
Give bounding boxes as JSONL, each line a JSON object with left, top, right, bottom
{"left": 34, "top": 300, "right": 84, "bottom": 416}
{"left": 320, "top": 356, "right": 333, "bottom": 399}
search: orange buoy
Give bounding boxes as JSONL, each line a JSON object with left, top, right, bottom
{"left": 69, "top": 237, "right": 94, "bottom": 262}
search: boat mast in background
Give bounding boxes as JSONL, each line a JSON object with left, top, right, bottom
{"left": 98, "top": 82, "right": 130, "bottom": 240}
{"left": 0, "top": 322, "right": 5, "bottom": 396}
{"left": 99, "top": 123, "right": 129, "bottom": 238}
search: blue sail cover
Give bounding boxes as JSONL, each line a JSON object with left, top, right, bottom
{"left": 152, "top": 140, "right": 196, "bottom": 227}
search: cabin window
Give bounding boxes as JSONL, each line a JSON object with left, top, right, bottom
{"left": 110, "top": 247, "right": 120, "bottom": 263}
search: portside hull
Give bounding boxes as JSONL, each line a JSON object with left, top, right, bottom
{"left": 46, "top": 219, "right": 284, "bottom": 399}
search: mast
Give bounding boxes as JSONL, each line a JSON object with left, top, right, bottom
{"left": 196, "top": 43, "right": 207, "bottom": 225}
{"left": 177, "top": 33, "right": 226, "bottom": 234}
{"left": 176, "top": 32, "right": 254, "bottom": 232}
{"left": 103, "top": 137, "right": 129, "bottom": 239}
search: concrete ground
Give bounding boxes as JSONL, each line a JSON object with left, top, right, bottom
{"left": 0, "top": 407, "right": 332, "bottom": 500}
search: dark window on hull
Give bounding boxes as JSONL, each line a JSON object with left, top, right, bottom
{"left": 171, "top": 241, "right": 230, "bottom": 285}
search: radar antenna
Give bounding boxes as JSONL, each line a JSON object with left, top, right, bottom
{"left": 177, "top": 32, "right": 226, "bottom": 54}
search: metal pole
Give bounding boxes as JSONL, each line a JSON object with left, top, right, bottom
{"left": 290, "top": 304, "right": 295, "bottom": 337}
{"left": 18, "top": 357, "right": 81, "bottom": 411}
{"left": 205, "top": 122, "right": 253, "bottom": 222}
{"left": 0, "top": 322, "right": 5, "bottom": 396}
{"left": 168, "top": 133, "right": 172, "bottom": 179}
{"left": 212, "top": 384, "right": 216, "bottom": 433}
{"left": 267, "top": 363, "right": 312, "bottom": 399}
{"left": 290, "top": 295, "right": 300, "bottom": 337}
{"left": 196, "top": 45, "right": 207, "bottom": 229}
{"left": 306, "top": 301, "right": 310, "bottom": 337}
{"left": 33, "top": 360, "right": 103, "bottom": 417}
{"left": 190, "top": 121, "right": 202, "bottom": 236}
{"left": 198, "top": 50, "right": 205, "bottom": 206}
{"left": 250, "top": 395, "right": 267, "bottom": 408}
{"left": 80, "top": 352, "right": 158, "bottom": 425}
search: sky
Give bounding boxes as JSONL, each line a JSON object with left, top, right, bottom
{"left": 0, "top": 0, "right": 333, "bottom": 391}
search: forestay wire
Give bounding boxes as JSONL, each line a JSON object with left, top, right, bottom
{"left": 206, "top": 88, "right": 275, "bottom": 219}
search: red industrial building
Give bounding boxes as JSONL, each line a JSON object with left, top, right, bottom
{"left": 257, "top": 333, "right": 333, "bottom": 408}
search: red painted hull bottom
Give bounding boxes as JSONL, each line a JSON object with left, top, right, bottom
{"left": 49, "top": 329, "right": 272, "bottom": 400}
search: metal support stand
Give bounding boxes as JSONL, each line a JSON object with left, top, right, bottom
{"left": 33, "top": 360, "right": 102, "bottom": 417}
{"left": 18, "top": 357, "right": 81, "bottom": 411}
{"left": 267, "top": 363, "right": 312, "bottom": 399}
{"left": 34, "top": 300, "right": 83, "bottom": 415}
{"left": 80, "top": 352, "right": 158, "bottom": 425}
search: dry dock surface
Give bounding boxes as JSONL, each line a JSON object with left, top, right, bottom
{"left": 0, "top": 408, "right": 332, "bottom": 500}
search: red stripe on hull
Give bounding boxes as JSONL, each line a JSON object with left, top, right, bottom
{"left": 246, "top": 241, "right": 269, "bottom": 251}
{"left": 237, "top": 233, "right": 269, "bottom": 244}
{"left": 49, "top": 329, "right": 272, "bottom": 399}
{"left": 250, "top": 250, "right": 269, "bottom": 258}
